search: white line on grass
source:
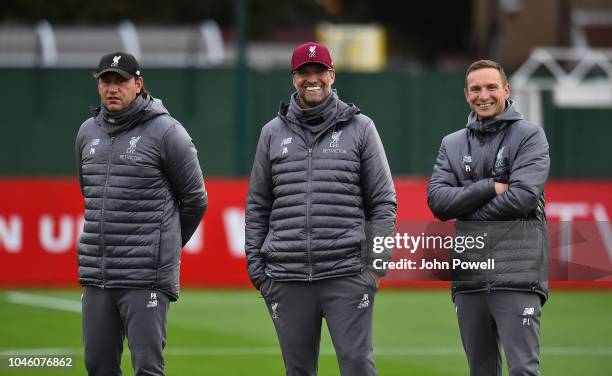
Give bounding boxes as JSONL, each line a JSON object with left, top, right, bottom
{"left": 1, "top": 347, "right": 611, "bottom": 357}
{"left": 0, "top": 348, "right": 82, "bottom": 356}
{"left": 4, "top": 291, "right": 81, "bottom": 313}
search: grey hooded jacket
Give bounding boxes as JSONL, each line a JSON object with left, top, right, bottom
{"left": 245, "top": 97, "right": 397, "bottom": 289}
{"left": 75, "top": 95, "right": 207, "bottom": 300}
{"left": 428, "top": 101, "right": 550, "bottom": 301}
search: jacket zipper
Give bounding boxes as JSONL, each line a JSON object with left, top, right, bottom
{"left": 306, "top": 147, "right": 313, "bottom": 281}
{"left": 100, "top": 136, "right": 115, "bottom": 287}
{"left": 476, "top": 126, "right": 491, "bottom": 292}
{"left": 482, "top": 137, "right": 490, "bottom": 293}
{"left": 302, "top": 126, "right": 342, "bottom": 281}
{"left": 481, "top": 135, "right": 489, "bottom": 181}
{"left": 486, "top": 223, "right": 491, "bottom": 293}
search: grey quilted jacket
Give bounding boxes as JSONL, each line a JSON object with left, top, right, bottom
{"left": 75, "top": 96, "right": 207, "bottom": 300}
{"left": 245, "top": 101, "right": 397, "bottom": 289}
{"left": 428, "top": 101, "right": 550, "bottom": 302}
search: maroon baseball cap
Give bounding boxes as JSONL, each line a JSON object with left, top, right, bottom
{"left": 291, "top": 42, "right": 333, "bottom": 72}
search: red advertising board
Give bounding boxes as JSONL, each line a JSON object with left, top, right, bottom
{"left": 0, "top": 178, "right": 611, "bottom": 288}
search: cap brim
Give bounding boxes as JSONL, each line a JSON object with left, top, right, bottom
{"left": 292, "top": 60, "right": 333, "bottom": 72}
{"left": 95, "top": 68, "right": 134, "bottom": 79}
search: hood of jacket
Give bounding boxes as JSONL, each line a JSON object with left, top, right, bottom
{"left": 92, "top": 94, "right": 170, "bottom": 134}
{"left": 277, "top": 90, "right": 360, "bottom": 137}
{"left": 466, "top": 100, "right": 524, "bottom": 134}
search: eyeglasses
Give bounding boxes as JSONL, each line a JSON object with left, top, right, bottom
{"left": 292, "top": 68, "right": 332, "bottom": 78}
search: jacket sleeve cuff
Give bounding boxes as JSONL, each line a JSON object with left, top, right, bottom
{"left": 483, "top": 178, "right": 497, "bottom": 199}
{"left": 487, "top": 178, "right": 497, "bottom": 197}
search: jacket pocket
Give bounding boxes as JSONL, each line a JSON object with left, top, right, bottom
{"left": 361, "top": 270, "right": 379, "bottom": 291}
{"left": 260, "top": 278, "right": 274, "bottom": 298}
{"left": 260, "top": 231, "right": 273, "bottom": 259}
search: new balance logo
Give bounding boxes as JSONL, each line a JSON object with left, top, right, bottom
{"left": 357, "top": 294, "right": 369, "bottom": 309}
{"left": 89, "top": 138, "right": 100, "bottom": 155}
{"left": 281, "top": 137, "right": 292, "bottom": 155}
{"left": 522, "top": 306, "right": 534, "bottom": 326}
{"left": 463, "top": 155, "right": 472, "bottom": 173}
{"left": 146, "top": 292, "right": 158, "bottom": 308}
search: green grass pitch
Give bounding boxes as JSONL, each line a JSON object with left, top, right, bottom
{"left": 1, "top": 289, "right": 611, "bottom": 375}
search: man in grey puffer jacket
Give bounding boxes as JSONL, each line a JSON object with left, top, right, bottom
{"left": 428, "top": 60, "right": 549, "bottom": 376}
{"left": 75, "top": 52, "right": 207, "bottom": 376}
{"left": 246, "top": 42, "right": 396, "bottom": 376}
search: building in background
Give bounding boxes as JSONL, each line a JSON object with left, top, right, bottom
{"left": 473, "top": 0, "right": 612, "bottom": 67}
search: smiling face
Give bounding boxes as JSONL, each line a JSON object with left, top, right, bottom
{"left": 97, "top": 72, "right": 143, "bottom": 112}
{"left": 292, "top": 63, "right": 335, "bottom": 108}
{"left": 464, "top": 67, "right": 510, "bottom": 120}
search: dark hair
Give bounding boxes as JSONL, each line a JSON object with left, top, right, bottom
{"left": 139, "top": 85, "right": 150, "bottom": 98}
{"left": 465, "top": 60, "right": 508, "bottom": 88}
{"left": 133, "top": 75, "right": 149, "bottom": 97}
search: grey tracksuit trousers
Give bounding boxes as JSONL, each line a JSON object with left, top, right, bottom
{"left": 82, "top": 286, "right": 170, "bottom": 376}
{"left": 455, "top": 291, "right": 542, "bottom": 376}
{"left": 260, "top": 272, "right": 379, "bottom": 376}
